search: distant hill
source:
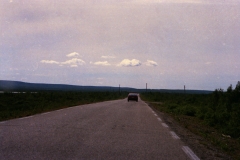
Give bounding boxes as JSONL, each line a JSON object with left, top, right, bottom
{"left": 0, "top": 80, "right": 212, "bottom": 94}
{"left": 145, "top": 89, "right": 213, "bottom": 94}
{"left": 0, "top": 80, "right": 136, "bottom": 92}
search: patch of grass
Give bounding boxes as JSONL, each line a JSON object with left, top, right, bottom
{"left": 141, "top": 90, "right": 240, "bottom": 160}
{"left": 0, "top": 91, "right": 128, "bottom": 121}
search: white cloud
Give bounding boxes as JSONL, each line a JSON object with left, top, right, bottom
{"left": 61, "top": 58, "right": 85, "bottom": 66}
{"left": 101, "top": 55, "right": 116, "bottom": 59}
{"left": 94, "top": 61, "right": 111, "bottom": 66}
{"left": 118, "top": 59, "right": 141, "bottom": 67}
{"left": 66, "top": 52, "right": 80, "bottom": 57}
{"left": 145, "top": 60, "right": 158, "bottom": 67}
{"left": 41, "top": 58, "right": 85, "bottom": 67}
{"left": 40, "top": 60, "right": 59, "bottom": 64}
{"left": 70, "top": 65, "right": 78, "bottom": 67}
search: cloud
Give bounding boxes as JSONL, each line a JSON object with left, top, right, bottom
{"left": 118, "top": 59, "right": 141, "bottom": 67}
{"left": 145, "top": 60, "right": 158, "bottom": 67}
{"left": 40, "top": 60, "right": 59, "bottom": 64}
{"left": 94, "top": 61, "right": 111, "bottom": 66}
{"left": 61, "top": 58, "right": 85, "bottom": 66}
{"left": 41, "top": 58, "right": 85, "bottom": 67}
{"left": 101, "top": 55, "right": 116, "bottom": 59}
{"left": 66, "top": 52, "right": 80, "bottom": 57}
{"left": 70, "top": 64, "right": 78, "bottom": 68}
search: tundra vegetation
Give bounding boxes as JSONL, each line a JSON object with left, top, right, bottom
{"left": 0, "top": 91, "right": 127, "bottom": 121}
{"left": 141, "top": 81, "right": 240, "bottom": 159}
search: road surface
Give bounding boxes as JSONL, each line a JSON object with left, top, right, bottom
{"left": 0, "top": 98, "right": 199, "bottom": 160}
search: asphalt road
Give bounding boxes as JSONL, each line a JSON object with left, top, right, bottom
{"left": 0, "top": 98, "right": 199, "bottom": 160}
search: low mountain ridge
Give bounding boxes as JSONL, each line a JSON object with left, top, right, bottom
{"left": 0, "top": 80, "right": 212, "bottom": 94}
{"left": 0, "top": 80, "right": 135, "bottom": 92}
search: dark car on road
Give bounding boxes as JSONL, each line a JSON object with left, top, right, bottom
{"left": 128, "top": 93, "right": 138, "bottom": 102}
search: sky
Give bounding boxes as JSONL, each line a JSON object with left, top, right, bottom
{"left": 1, "top": 0, "right": 240, "bottom": 90}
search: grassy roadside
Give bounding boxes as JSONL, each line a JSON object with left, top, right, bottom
{"left": 0, "top": 91, "right": 128, "bottom": 121}
{"left": 140, "top": 92, "right": 240, "bottom": 160}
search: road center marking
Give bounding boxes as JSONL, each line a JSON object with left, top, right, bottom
{"left": 157, "top": 117, "right": 162, "bottom": 121}
{"left": 182, "top": 146, "right": 200, "bottom": 160}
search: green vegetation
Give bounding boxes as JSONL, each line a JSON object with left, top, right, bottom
{"left": 141, "top": 81, "right": 240, "bottom": 159}
{"left": 0, "top": 91, "right": 127, "bottom": 121}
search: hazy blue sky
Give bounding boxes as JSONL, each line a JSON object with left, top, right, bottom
{"left": 1, "top": 0, "right": 240, "bottom": 90}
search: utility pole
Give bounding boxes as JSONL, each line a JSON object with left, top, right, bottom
{"left": 184, "top": 85, "right": 186, "bottom": 94}
{"left": 146, "top": 83, "right": 147, "bottom": 92}
{"left": 119, "top": 84, "right": 120, "bottom": 94}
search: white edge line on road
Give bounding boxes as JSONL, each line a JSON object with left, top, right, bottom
{"left": 41, "top": 112, "right": 50, "bottom": 115}
{"left": 162, "top": 123, "right": 169, "bottom": 128}
{"left": 57, "top": 108, "right": 65, "bottom": 112}
{"left": 18, "top": 117, "right": 27, "bottom": 119}
{"left": 154, "top": 114, "right": 157, "bottom": 116}
{"left": 182, "top": 146, "right": 200, "bottom": 160}
{"left": 19, "top": 117, "right": 28, "bottom": 120}
{"left": 157, "top": 117, "right": 162, "bottom": 121}
{"left": 0, "top": 121, "right": 5, "bottom": 124}
{"left": 19, "top": 116, "right": 34, "bottom": 120}
{"left": 170, "top": 131, "right": 180, "bottom": 139}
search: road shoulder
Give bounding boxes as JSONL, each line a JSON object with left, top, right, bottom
{"left": 146, "top": 102, "right": 232, "bottom": 160}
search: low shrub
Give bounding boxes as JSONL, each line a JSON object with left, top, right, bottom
{"left": 141, "top": 81, "right": 240, "bottom": 138}
{"left": 0, "top": 91, "right": 128, "bottom": 121}
{"left": 180, "top": 105, "right": 196, "bottom": 117}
